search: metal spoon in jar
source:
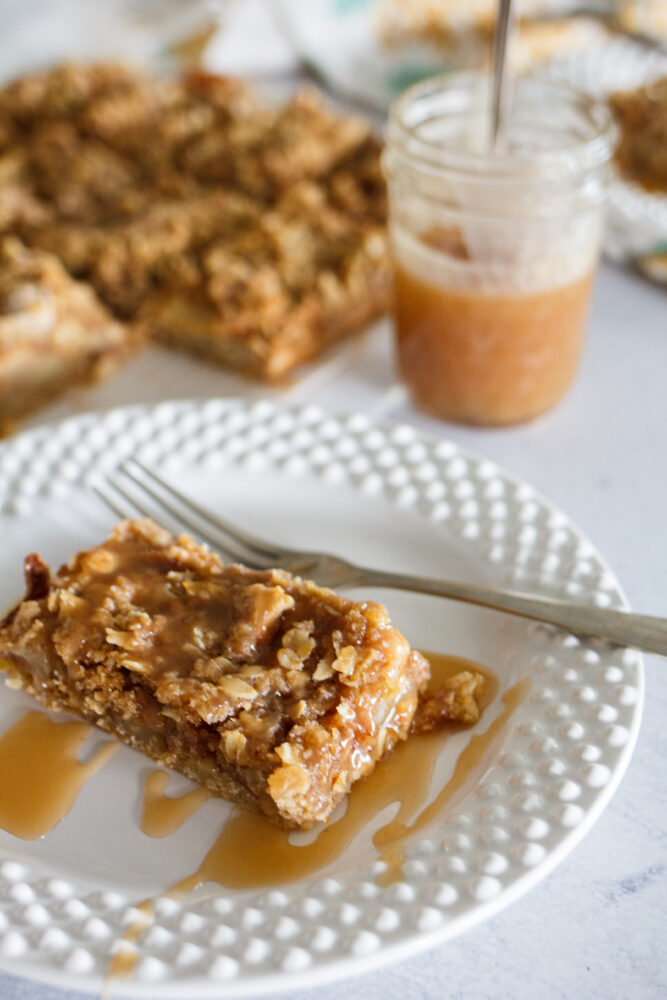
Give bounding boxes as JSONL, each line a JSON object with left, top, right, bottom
{"left": 491, "top": 0, "right": 516, "bottom": 148}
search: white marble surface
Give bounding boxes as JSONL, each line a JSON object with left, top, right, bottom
{"left": 0, "top": 262, "right": 665, "bottom": 999}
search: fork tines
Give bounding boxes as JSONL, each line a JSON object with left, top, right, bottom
{"left": 92, "top": 460, "right": 278, "bottom": 569}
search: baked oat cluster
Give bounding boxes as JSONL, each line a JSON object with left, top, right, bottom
{"left": 0, "top": 62, "right": 389, "bottom": 404}
{"left": 0, "top": 519, "right": 483, "bottom": 829}
{"left": 610, "top": 76, "right": 667, "bottom": 194}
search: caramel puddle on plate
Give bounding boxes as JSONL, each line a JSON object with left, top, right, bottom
{"left": 140, "top": 770, "right": 212, "bottom": 838}
{"left": 375, "top": 667, "right": 531, "bottom": 886}
{"left": 108, "top": 655, "right": 530, "bottom": 985}
{"left": 0, "top": 710, "right": 118, "bottom": 840}
{"left": 105, "top": 899, "right": 154, "bottom": 983}
{"left": 106, "top": 767, "right": 213, "bottom": 982}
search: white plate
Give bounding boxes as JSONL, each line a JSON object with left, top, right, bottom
{"left": 540, "top": 37, "right": 667, "bottom": 263}
{"left": 0, "top": 399, "right": 643, "bottom": 997}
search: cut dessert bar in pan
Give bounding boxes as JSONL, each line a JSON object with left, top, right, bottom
{"left": 0, "top": 62, "right": 390, "bottom": 382}
{"left": 139, "top": 183, "right": 391, "bottom": 380}
{"left": 0, "top": 237, "right": 138, "bottom": 432}
{"left": 609, "top": 77, "right": 667, "bottom": 194}
{"left": 0, "top": 519, "right": 483, "bottom": 829}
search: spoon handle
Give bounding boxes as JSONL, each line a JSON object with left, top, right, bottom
{"left": 491, "top": 0, "right": 515, "bottom": 147}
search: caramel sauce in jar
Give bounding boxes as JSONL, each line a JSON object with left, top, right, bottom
{"left": 383, "top": 74, "right": 613, "bottom": 425}
{"left": 394, "top": 254, "right": 594, "bottom": 426}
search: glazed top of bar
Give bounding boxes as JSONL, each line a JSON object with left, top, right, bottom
{"left": 6, "top": 519, "right": 427, "bottom": 757}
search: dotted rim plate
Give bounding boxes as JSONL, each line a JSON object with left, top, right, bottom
{"left": 0, "top": 399, "right": 644, "bottom": 997}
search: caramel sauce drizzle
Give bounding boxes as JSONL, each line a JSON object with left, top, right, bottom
{"left": 108, "top": 654, "right": 529, "bottom": 985}
{"left": 106, "top": 900, "right": 154, "bottom": 983}
{"left": 0, "top": 656, "right": 528, "bottom": 987}
{"left": 140, "top": 770, "right": 212, "bottom": 838}
{"left": 374, "top": 672, "right": 531, "bottom": 886}
{"left": 0, "top": 711, "right": 117, "bottom": 840}
{"left": 170, "top": 654, "right": 505, "bottom": 893}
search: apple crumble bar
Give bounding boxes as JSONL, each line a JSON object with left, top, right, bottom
{"left": 0, "top": 63, "right": 389, "bottom": 381}
{"left": 610, "top": 76, "right": 667, "bottom": 194}
{"left": 0, "top": 237, "right": 137, "bottom": 432}
{"left": 0, "top": 519, "right": 483, "bottom": 829}
{"left": 139, "top": 183, "right": 390, "bottom": 379}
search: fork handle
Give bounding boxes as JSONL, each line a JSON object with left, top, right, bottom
{"left": 353, "top": 568, "right": 666, "bottom": 658}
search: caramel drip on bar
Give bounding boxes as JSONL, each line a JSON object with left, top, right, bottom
{"left": 140, "top": 770, "right": 212, "bottom": 838}
{"left": 0, "top": 711, "right": 117, "bottom": 840}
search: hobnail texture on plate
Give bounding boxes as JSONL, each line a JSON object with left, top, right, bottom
{"left": 0, "top": 399, "right": 643, "bottom": 997}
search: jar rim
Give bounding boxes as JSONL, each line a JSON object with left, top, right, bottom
{"left": 386, "top": 71, "right": 615, "bottom": 180}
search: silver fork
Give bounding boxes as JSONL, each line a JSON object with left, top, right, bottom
{"left": 93, "top": 459, "right": 667, "bottom": 658}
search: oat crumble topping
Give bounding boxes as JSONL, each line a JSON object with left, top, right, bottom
{"left": 0, "top": 519, "right": 482, "bottom": 829}
{"left": 0, "top": 63, "right": 389, "bottom": 386}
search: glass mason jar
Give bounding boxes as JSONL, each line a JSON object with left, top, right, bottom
{"left": 383, "top": 73, "right": 615, "bottom": 426}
